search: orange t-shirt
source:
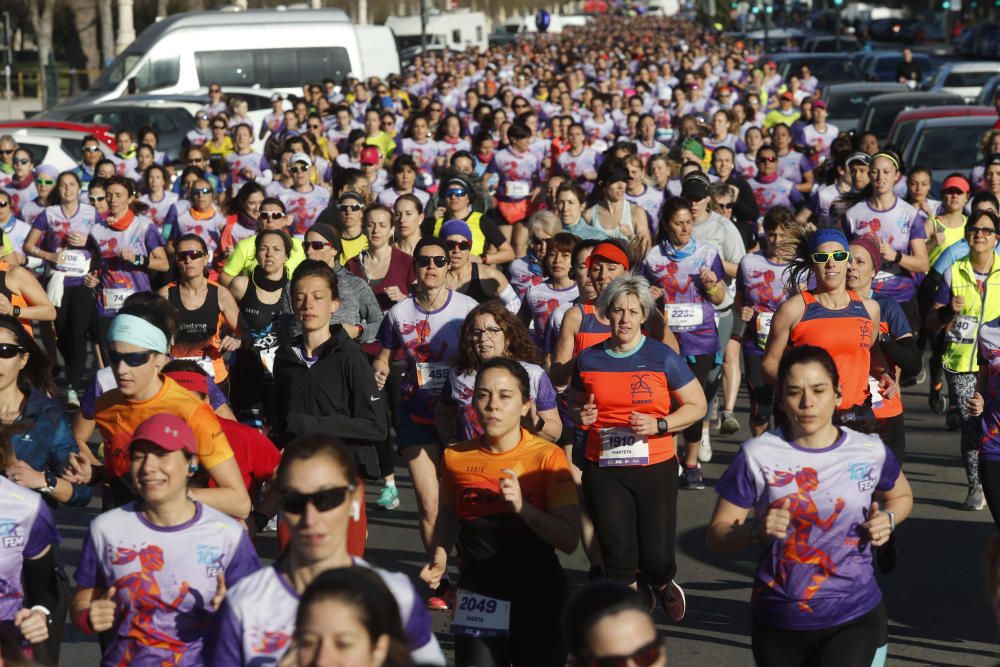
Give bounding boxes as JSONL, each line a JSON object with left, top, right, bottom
{"left": 94, "top": 375, "right": 234, "bottom": 480}
{"left": 441, "top": 430, "right": 577, "bottom": 522}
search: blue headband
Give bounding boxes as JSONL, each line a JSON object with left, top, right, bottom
{"left": 107, "top": 314, "right": 169, "bottom": 354}
{"left": 811, "top": 227, "right": 849, "bottom": 253}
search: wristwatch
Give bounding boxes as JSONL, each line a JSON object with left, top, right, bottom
{"left": 656, "top": 418, "right": 669, "bottom": 435}
{"left": 12, "top": 305, "right": 20, "bottom": 318}
{"left": 886, "top": 510, "right": 896, "bottom": 533}
{"left": 39, "top": 470, "right": 57, "bottom": 495}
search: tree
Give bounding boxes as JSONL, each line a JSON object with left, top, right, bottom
{"left": 25, "top": 0, "right": 54, "bottom": 105}
{"left": 99, "top": 0, "right": 114, "bottom": 64}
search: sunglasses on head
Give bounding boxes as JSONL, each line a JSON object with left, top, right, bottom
{"left": 416, "top": 255, "right": 448, "bottom": 268}
{"left": 444, "top": 188, "right": 467, "bottom": 199}
{"left": 191, "top": 187, "right": 213, "bottom": 196}
{"left": 176, "top": 250, "right": 207, "bottom": 262}
{"left": 82, "top": 146, "right": 101, "bottom": 153}
{"left": 259, "top": 210, "right": 284, "bottom": 220}
{"left": 306, "top": 240, "right": 332, "bottom": 251}
{"left": 89, "top": 195, "right": 106, "bottom": 203}
{"left": 35, "top": 178, "right": 55, "bottom": 186}
{"left": 446, "top": 240, "right": 471, "bottom": 251}
{"left": 0, "top": 343, "right": 26, "bottom": 359}
{"left": 757, "top": 155, "right": 777, "bottom": 163}
{"left": 585, "top": 638, "right": 664, "bottom": 667}
{"left": 339, "top": 203, "right": 363, "bottom": 212}
{"left": 811, "top": 250, "right": 850, "bottom": 264}
{"left": 108, "top": 348, "right": 154, "bottom": 367}
{"left": 279, "top": 485, "right": 355, "bottom": 514}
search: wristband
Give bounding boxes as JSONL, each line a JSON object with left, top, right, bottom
{"left": 133, "top": 254, "right": 149, "bottom": 269}
{"left": 893, "top": 250, "right": 902, "bottom": 264}
{"left": 75, "top": 607, "right": 94, "bottom": 635}
{"left": 705, "top": 283, "right": 719, "bottom": 296}
{"left": 481, "top": 253, "right": 489, "bottom": 265}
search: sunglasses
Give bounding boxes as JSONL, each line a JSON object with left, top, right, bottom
{"left": 35, "top": 178, "right": 55, "bottom": 186}
{"left": 716, "top": 202, "right": 733, "bottom": 209}
{"left": 416, "top": 255, "right": 448, "bottom": 268}
{"left": 446, "top": 240, "right": 471, "bottom": 251}
{"left": 82, "top": 146, "right": 101, "bottom": 153}
{"left": 89, "top": 195, "right": 106, "bottom": 203}
{"left": 212, "top": 125, "right": 226, "bottom": 130}
{"left": 586, "top": 638, "right": 664, "bottom": 667}
{"left": 757, "top": 155, "right": 777, "bottom": 163}
{"left": 811, "top": 250, "right": 850, "bottom": 263}
{"left": 209, "top": 88, "right": 221, "bottom": 93}
{"left": 108, "top": 348, "right": 154, "bottom": 367}
{"left": 176, "top": 250, "right": 207, "bottom": 262}
{"left": 0, "top": 150, "right": 11, "bottom": 155}
{"left": 339, "top": 204, "right": 363, "bottom": 212}
{"left": 191, "top": 187, "right": 213, "bottom": 196}
{"left": 196, "top": 115, "right": 209, "bottom": 120}
{"left": 0, "top": 201, "right": 8, "bottom": 209}
{"left": 444, "top": 188, "right": 468, "bottom": 199}
{"left": 289, "top": 165, "right": 309, "bottom": 174}
{"left": 259, "top": 210, "right": 284, "bottom": 220}
{"left": 0, "top": 343, "right": 26, "bottom": 359}
{"left": 279, "top": 485, "right": 355, "bottom": 514}
{"left": 969, "top": 226, "right": 997, "bottom": 237}
{"left": 306, "top": 240, "right": 332, "bottom": 250}
{"left": 430, "top": 106, "right": 443, "bottom": 112}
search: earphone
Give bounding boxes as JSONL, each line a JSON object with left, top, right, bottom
{"left": 188, "top": 461, "right": 200, "bottom": 475}
{"left": 351, "top": 501, "right": 361, "bottom": 522}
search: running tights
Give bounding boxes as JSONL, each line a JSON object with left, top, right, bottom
{"left": 980, "top": 459, "right": 1000, "bottom": 530}
{"left": 752, "top": 602, "right": 887, "bottom": 667}
{"left": 582, "top": 457, "right": 679, "bottom": 584}
{"left": 685, "top": 353, "right": 719, "bottom": 443}
{"left": 55, "top": 284, "right": 95, "bottom": 392}
{"left": 945, "top": 370, "right": 980, "bottom": 488}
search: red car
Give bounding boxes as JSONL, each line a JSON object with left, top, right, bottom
{"left": 887, "top": 105, "right": 995, "bottom": 151}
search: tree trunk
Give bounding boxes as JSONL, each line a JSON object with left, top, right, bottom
{"left": 99, "top": 0, "right": 114, "bottom": 65}
{"left": 26, "top": 0, "right": 55, "bottom": 104}
{"left": 69, "top": 0, "right": 100, "bottom": 85}
{"left": 157, "top": 0, "right": 170, "bottom": 18}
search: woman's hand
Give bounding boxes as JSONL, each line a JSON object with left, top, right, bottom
{"left": 120, "top": 247, "right": 137, "bottom": 263}
{"left": 951, "top": 294, "right": 965, "bottom": 314}
{"left": 627, "top": 412, "right": 657, "bottom": 437}
{"left": 68, "top": 232, "right": 87, "bottom": 247}
{"left": 741, "top": 306, "right": 754, "bottom": 322}
{"left": 861, "top": 501, "right": 892, "bottom": 547}
{"left": 384, "top": 286, "right": 405, "bottom": 302}
{"left": 14, "top": 607, "right": 49, "bottom": 644}
{"left": 89, "top": 587, "right": 118, "bottom": 633}
{"left": 6, "top": 459, "right": 45, "bottom": 490}
{"left": 699, "top": 267, "right": 719, "bottom": 293}
{"left": 499, "top": 468, "right": 524, "bottom": 513}
{"left": 372, "top": 363, "right": 389, "bottom": 390}
{"left": 968, "top": 392, "right": 985, "bottom": 417}
{"left": 420, "top": 555, "right": 447, "bottom": 591}
{"left": 62, "top": 452, "right": 92, "bottom": 485}
{"left": 219, "top": 335, "right": 242, "bottom": 353}
{"left": 578, "top": 393, "right": 598, "bottom": 426}
{"left": 879, "top": 240, "right": 896, "bottom": 262}
{"left": 0, "top": 293, "right": 13, "bottom": 316}
{"left": 762, "top": 498, "right": 791, "bottom": 541}
{"left": 83, "top": 271, "right": 100, "bottom": 288}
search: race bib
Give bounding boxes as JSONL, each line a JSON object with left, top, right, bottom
{"left": 102, "top": 288, "right": 135, "bottom": 312}
{"left": 665, "top": 303, "right": 704, "bottom": 331}
{"left": 259, "top": 347, "right": 277, "bottom": 375}
{"left": 599, "top": 427, "right": 650, "bottom": 467}
{"left": 756, "top": 312, "right": 774, "bottom": 348}
{"left": 450, "top": 590, "right": 511, "bottom": 638}
{"left": 874, "top": 270, "right": 895, "bottom": 283}
{"left": 56, "top": 250, "right": 90, "bottom": 277}
{"left": 946, "top": 314, "right": 978, "bottom": 345}
{"left": 868, "top": 376, "right": 884, "bottom": 409}
{"left": 177, "top": 356, "right": 216, "bottom": 378}
{"left": 415, "top": 362, "right": 449, "bottom": 391}
{"left": 505, "top": 180, "right": 530, "bottom": 198}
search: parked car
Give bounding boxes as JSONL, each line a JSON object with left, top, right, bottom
{"left": 766, "top": 53, "right": 861, "bottom": 90}
{"left": 857, "top": 91, "right": 965, "bottom": 143}
{"left": 976, "top": 74, "right": 1000, "bottom": 107}
{"left": 929, "top": 62, "right": 1000, "bottom": 103}
{"left": 0, "top": 121, "right": 115, "bottom": 171}
{"left": 868, "top": 18, "right": 913, "bottom": 42}
{"left": 801, "top": 35, "right": 860, "bottom": 52}
{"left": 887, "top": 105, "right": 995, "bottom": 152}
{"left": 899, "top": 18, "right": 946, "bottom": 44}
{"left": 859, "top": 51, "right": 937, "bottom": 88}
{"left": 819, "top": 82, "right": 908, "bottom": 134}
{"left": 900, "top": 115, "right": 996, "bottom": 195}
{"left": 39, "top": 101, "right": 196, "bottom": 162}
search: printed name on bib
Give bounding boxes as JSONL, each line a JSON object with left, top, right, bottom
{"left": 416, "top": 362, "right": 449, "bottom": 391}
{"left": 450, "top": 590, "right": 511, "bottom": 639}
{"left": 665, "top": 302, "right": 704, "bottom": 331}
{"left": 56, "top": 250, "right": 90, "bottom": 277}
{"left": 599, "top": 427, "right": 650, "bottom": 467}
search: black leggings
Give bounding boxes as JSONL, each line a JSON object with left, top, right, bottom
{"left": 55, "top": 284, "right": 95, "bottom": 391}
{"left": 752, "top": 601, "right": 887, "bottom": 667}
{"left": 744, "top": 349, "right": 774, "bottom": 427}
{"left": 981, "top": 458, "right": 1000, "bottom": 530}
{"left": 685, "top": 352, "right": 719, "bottom": 443}
{"left": 873, "top": 413, "right": 906, "bottom": 464}
{"left": 582, "top": 457, "right": 679, "bottom": 584}
{"left": 374, "top": 360, "right": 404, "bottom": 479}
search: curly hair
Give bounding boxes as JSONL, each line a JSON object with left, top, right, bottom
{"left": 455, "top": 301, "right": 540, "bottom": 374}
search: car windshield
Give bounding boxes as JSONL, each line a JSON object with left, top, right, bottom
{"left": 944, "top": 70, "right": 1000, "bottom": 87}
{"left": 866, "top": 103, "right": 908, "bottom": 137}
{"left": 90, "top": 51, "right": 144, "bottom": 92}
{"left": 913, "top": 124, "right": 989, "bottom": 170}
{"left": 787, "top": 59, "right": 857, "bottom": 84}
{"left": 827, "top": 91, "right": 880, "bottom": 119}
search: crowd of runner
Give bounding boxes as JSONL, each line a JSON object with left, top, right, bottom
{"left": 1, "top": 11, "right": 999, "bottom": 667}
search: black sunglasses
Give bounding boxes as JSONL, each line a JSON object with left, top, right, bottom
{"left": 259, "top": 210, "right": 285, "bottom": 220}
{"left": 289, "top": 165, "right": 309, "bottom": 174}
{"left": 339, "top": 204, "right": 363, "bottom": 212}
{"left": 306, "top": 241, "right": 332, "bottom": 251}
{"left": 0, "top": 150, "right": 12, "bottom": 155}
{"left": 108, "top": 349, "right": 154, "bottom": 367}
{"left": 12, "top": 158, "right": 30, "bottom": 166}
{"left": 416, "top": 255, "right": 448, "bottom": 268}
{"left": 446, "top": 240, "right": 471, "bottom": 251}
{"left": 0, "top": 343, "right": 26, "bottom": 358}
{"left": 191, "top": 187, "right": 213, "bottom": 196}
{"left": 586, "top": 638, "right": 664, "bottom": 667}
{"left": 176, "top": 250, "right": 207, "bottom": 262}
{"left": 757, "top": 155, "right": 777, "bottom": 163}
{"left": 279, "top": 485, "right": 355, "bottom": 514}
{"left": 444, "top": 188, "right": 467, "bottom": 199}
{"left": 0, "top": 201, "right": 9, "bottom": 209}
{"left": 716, "top": 202, "right": 733, "bottom": 209}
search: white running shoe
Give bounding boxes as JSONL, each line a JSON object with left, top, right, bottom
{"left": 698, "top": 430, "right": 713, "bottom": 464}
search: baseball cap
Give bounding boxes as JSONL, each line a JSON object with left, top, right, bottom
{"left": 942, "top": 175, "right": 971, "bottom": 193}
{"left": 440, "top": 219, "right": 473, "bottom": 241}
{"left": 681, "top": 172, "right": 711, "bottom": 201}
{"left": 812, "top": 99, "right": 827, "bottom": 109}
{"left": 338, "top": 190, "right": 365, "bottom": 205}
{"left": 290, "top": 152, "right": 312, "bottom": 168}
{"left": 130, "top": 414, "right": 197, "bottom": 455}
{"left": 779, "top": 91, "right": 794, "bottom": 101}
{"left": 986, "top": 153, "right": 1000, "bottom": 168}
{"left": 360, "top": 146, "right": 381, "bottom": 165}
{"left": 846, "top": 151, "right": 872, "bottom": 167}
{"left": 270, "top": 92, "right": 284, "bottom": 102}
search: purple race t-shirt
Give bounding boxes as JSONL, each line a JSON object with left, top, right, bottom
{"left": 0, "top": 476, "right": 57, "bottom": 626}
{"left": 89, "top": 213, "right": 164, "bottom": 317}
{"left": 845, "top": 198, "right": 926, "bottom": 301}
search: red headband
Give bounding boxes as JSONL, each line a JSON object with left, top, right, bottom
{"left": 166, "top": 371, "right": 209, "bottom": 395}
{"left": 587, "top": 242, "right": 630, "bottom": 271}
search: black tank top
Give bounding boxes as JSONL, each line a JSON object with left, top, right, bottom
{"left": 168, "top": 283, "right": 220, "bottom": 347}
{"left": 239, "top": 275, "right": 283, "bottom": 349}
{"left": 462, "top": 262, "right": 492, "bottom": 303}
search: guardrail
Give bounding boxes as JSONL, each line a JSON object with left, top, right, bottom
{"left": 6, "top": 67, "right": 102, "bottom": 101}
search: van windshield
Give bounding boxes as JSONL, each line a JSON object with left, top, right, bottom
{"left": 90, "top": 51, "right": 144, "bottom": 92}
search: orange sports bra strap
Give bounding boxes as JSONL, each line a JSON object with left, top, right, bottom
{"left": 581, "top": 303, "right": 594, "bottom": 315}
{"left": 800, "top": 290, "right": 815, "bottom": 305}
{"left": 847, "top": 289, "right": 861, "bottom": 303}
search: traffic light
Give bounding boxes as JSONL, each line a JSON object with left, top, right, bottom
{"left": 833, "top": 0, "right": 843, "bottom": 6}
{"left": 751, "top": 5, "right": 760, "bottom": 13}
{"left": 730, "top": 1, "right": 737, "bottom": 8}
{"left": 942, "top": 0, "right": 951, "bottom": 9}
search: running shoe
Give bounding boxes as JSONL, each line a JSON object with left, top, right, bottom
{"left": 945, "top": 409, "right": 962, "bottom": 431}
{"left": 698, "top": 431, "right": 713, "bottom": 463}
{"left": 719, "top": 411, "right": 740, "bottom": 436}
{"left": 65, "top": 388, "right": 80, "bottom": 410}
{"left": 962, "top": 486, "right": 987, "bottom": 511}
{"left": 681, "top": 465, "right": 705, "bottom": 490}
{"left": 653, "top": 580, "right": 687, "bottom": 623}
{"left": 426, "top": 578, "right": 455, "bottom": 610}
{"left": 376, "top": 485, "right": 400, "bottom": 510}
{"left": 928, "top": 384, "right": 948, "bottom": 415}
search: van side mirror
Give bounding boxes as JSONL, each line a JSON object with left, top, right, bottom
{"left": 126, "top": 77, "right": 137, "bottom": 95}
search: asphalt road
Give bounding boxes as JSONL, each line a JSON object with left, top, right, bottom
{"left": 52, "top": 376, "right": 999, "bottom": 666}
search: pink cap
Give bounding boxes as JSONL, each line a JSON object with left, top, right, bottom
{"left": 130, "top": 414, "right": 197, "bottom": 455}
{"left": 360, "top": 146, "right": 381, "bottom": 165}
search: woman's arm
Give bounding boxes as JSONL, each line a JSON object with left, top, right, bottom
{"left": 631, "top": 206, "right": 651, "bottom": 254}
{"left": 217, "top": 286, "right": 245, "bottom": 351}
{"left": 421, "top": 504, "right": 459, "bottom": 590}
{"left": 228, "top": 275, "right": 249, "bottom": 302}
{"left": 8, "top": 267, "right": 56, "bottom": 322}
{"left": 550, "top": 305, "right": 582, "bottom": 387}
{"left": 147, "top": 246, "right": 169, "bottom": 273}
{"left": 706, "top": 496, "right": 755, "bottom": 553}
{"left": 534, "top": 407, "right": 562, "bottom": 443}
{"left": 900, "top": 237, "right": 929, "bottom": 274}
{"left": 189, "top": 457, "right": 252, "bottom": 519}
{"left": 24, "top": 227, "right": 59, "bottom": 265}
{"left": 762, "top": 297, "right": 802, "bottom": 385}
{"left": 862, "top": 471, "right": 914, "bottom": 547}
{"left": 665, "top": 379, "right": 708, "bottom": 434}
{"left": 504, "top": 469, "right": 580, "bottom": 554}
{"left": 643, "top": 309, "right": 680, "bottom": 354}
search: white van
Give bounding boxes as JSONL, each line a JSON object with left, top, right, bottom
{"left": 60, "top": 8, "right": 400, "bottom": 107}
{"left": 385, "top": 10, "right": 489, "bottom": 54}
